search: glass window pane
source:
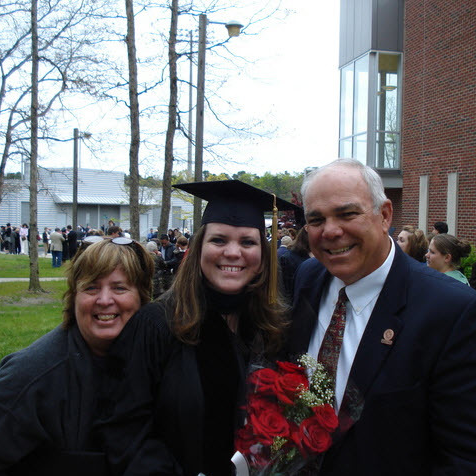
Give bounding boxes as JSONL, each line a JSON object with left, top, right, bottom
{"left": 340, "top": 64, "right": 354, "bottom": 139}
{"left": 354, "top": 56, "right": 369, "bottom": 135}
{"left": 353, "top": 134, "right": 367, "bottom": 164}
{"left": 339, "top": 138, "right": 352, "bottom": 158}
{"left": 376, "top": 131, "right": 399, "bottom": 169}
{"left": 376, "top": 53, "right": 400, "bottom": 134}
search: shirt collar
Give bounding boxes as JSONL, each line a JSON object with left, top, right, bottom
{"left": 330, "top": 237, "right": 395, "bottom": 315}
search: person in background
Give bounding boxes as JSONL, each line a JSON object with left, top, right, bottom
{"left": 50, "top": 227, "right": 65, "bottom": 267}
{"left": 4, "top": 223, "right": 12, "bottom": 254}
{"left": 277, "top": 235, "right": 293, "bottom": 257}
{"left": 86, "top": 229, "right": 104, "bottom": 237}
{"left": 20, "top": 224, "right": 29, "bottom": 255}
{"left": 145, "top": 240, "right": 167, "bottom": 300}
{"left": 168, "top": 236, "right": 189, "bottom": 274}
{"left": 287, "top": 228, "right": 297, "bottom": 241}
{"left": 279, "top": 227, "right": 313, "bottom": 304}
{"left": 96, "top": 180, "right": 301, "bottom": 476}
{"left": 105, "top": 220, "right": 115, "bottom": 235}
{"left": 173, "top": 228, "right": 182, "bottom": 241}
{"left": 106, "top": 226, "right": 122, "bottom": 239}
{"left": 159, "top": 234, "right": 175, "bottom": 261}
{"left": 61, "top": 228, "right": 70, "bottom": 262}
{"left": 396, "top": 225, "right": 428, "bottom": 263}
{"left": 0, "top": 237, "right": 154, "bottom": 475}
{"left": 167, "top": 228, "right": 176, "bottom": 244}
{"left": 287, "top": 158, "right": 476, "bottom": 475}
{"left": 67, "top": 225, "right": 78, "bottom": 259}
{"left": 431, "top": 221, "right": 448, "bottom": 235}
{"left": 426, "top": 233, "right": 472, "bottom": 285}
{"left": 42, "top": 227, "right": 50, "bottom": 256}
{"left": 12, "top": 226, "right": 21, "bottom": 255}
{"left": 147, "top": 228, "right": 155, "bottom": 241}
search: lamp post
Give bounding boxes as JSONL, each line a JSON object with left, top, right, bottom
{"left": 72, "top": 128, "right": 91, "bottom": 231}
{"left": 192, "top": 14, "right": 243, "bottom": 232}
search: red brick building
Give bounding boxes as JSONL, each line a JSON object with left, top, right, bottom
{"left": 339, "top": 0, "right": 476, "bottom": 243}
{"left": 401, "top": 0, "right": 476, "bottom": 242}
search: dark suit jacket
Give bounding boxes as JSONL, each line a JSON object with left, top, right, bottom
{"left": 160, "top": 243, "right": 175, "bottom": 262}
{"left": 287, "top": 246, "right": 476, "bottom": 475}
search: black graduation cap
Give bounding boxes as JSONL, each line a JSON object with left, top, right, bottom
{"left": 173, "top": 180, "right": 303, "bottom": 230}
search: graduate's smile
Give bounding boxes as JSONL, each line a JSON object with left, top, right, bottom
{"left": 201, "top": 223, "right": 261, "bottom": 295}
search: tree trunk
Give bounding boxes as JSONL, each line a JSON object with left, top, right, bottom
{"left": 125, "top": 0, "right": 140, "bottom": 240}
{"left": 159, "top": 0, "right": 178, "bottom": 235}
{"left": 29, "top": 0, "right": 44, "bottom": 293}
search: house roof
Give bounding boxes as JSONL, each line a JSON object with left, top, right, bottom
{"left": 52, "top": 193, "right": 160, "bottom": 206}
{"left": 53, "top": 194, "right": 129, "bottom": 205}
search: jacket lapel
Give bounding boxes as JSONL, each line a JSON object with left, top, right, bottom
{"left": 338, "top": 247, "right": 409, "bottom": 434}
{"left": 287, "top": 266, "right": 329, "bottom": 356}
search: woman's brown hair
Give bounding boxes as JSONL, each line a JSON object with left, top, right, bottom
{"left": 401, "top": 225, "right": 428, "bottom": 263}
{"left": 62, "top": 239, "right": 154, "bottom": 328}
{"left": 431, "top": 233, "right": 472, "bottom": 268}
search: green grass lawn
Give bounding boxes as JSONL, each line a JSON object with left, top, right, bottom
{"left": 0, "top": 253, "right": 66, "bottom": 278}
{"left": 0, "top": 254, "right": 67, "bottom": 360}
{"left": 0, "top": 281, "right": 66, "bottom": 360}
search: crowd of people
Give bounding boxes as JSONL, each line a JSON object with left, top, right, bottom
{"left": 1, "top": 165, "right": 476, "bottom": 475}
{"left": 0, "top": 223, "right": 32, "bottom": 255}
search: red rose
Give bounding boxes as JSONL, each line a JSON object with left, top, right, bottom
{"left": 249, "top": 406, "right": 290, "bottom": 445}
{"left": 249, "top": 368, "right": 280, "bottom": 396}
{"left": 235, "top": 423, "right": 255, "bottom": 455}
{"left": 274, "top": 372, "right": 309, "bottom": 405}
{"left": 276, "top": 360, "right": 306, "bottom": 375}
{"left": 298, "top": 416, "right": 333, "bottom": 456}
{"left": 312, "top": 403, "right": 339, "bottom": 432}
{"left": 248, "top": 394, "right": 280, "bottom": 415}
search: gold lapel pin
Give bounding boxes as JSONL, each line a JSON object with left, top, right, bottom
{"left": 381, "top": 329, "right": 394, "bottom": 346}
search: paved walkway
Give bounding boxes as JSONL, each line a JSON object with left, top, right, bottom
{"left": 0, "top": 277, "right": 66, "bottom": 283}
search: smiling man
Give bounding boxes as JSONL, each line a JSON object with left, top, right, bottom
{"left": 286, "top": 158, "right": 476, "bottom": 475}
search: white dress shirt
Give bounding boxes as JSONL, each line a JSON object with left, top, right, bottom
{"left": 307, "top": 238, "right": 395, "bottom": 411}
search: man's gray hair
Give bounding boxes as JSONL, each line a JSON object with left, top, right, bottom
{"left": 301, "top": 158, "right": 387, "bottom": 214}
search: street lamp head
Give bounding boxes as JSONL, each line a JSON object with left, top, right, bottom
{"left": 82, "top": 132, "right": 92, "bottom": 139}
{"left": 225, "top": 21, "right": 243, "bottom": 37}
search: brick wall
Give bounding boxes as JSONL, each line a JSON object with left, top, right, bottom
{"left": 402, "top": 0, "right": 476, "bottom": 244}
{"left": 386, "top": 188, "right": 402, "bottom": 239}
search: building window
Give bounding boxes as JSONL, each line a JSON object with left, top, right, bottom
{"left": 375, "top": 53, "right": 401, "bottom": 169}
{"left": 339, "top": 52, "right": 401, "bottom": 170}
{"left": 339, "top": 55, "right": 369, "bottom": 165}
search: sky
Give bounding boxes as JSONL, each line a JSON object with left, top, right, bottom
{"left": 13, "top": 1, "right": 341, "bottom": 178}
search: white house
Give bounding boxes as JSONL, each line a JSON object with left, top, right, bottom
{"left": 0, "top": 166, "right": 194, "bottom": 239}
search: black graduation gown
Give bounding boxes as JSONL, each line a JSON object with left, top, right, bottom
{"left": 97, "top": 300, "right": 259, "bottom": 476}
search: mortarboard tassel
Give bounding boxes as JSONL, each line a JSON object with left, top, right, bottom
{"left": 269, "top": 194, "right": 278, "bottom": 304}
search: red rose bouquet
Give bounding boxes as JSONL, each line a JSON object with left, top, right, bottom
{"left": 234, "top": 354, "right": 338, "bottom": 475}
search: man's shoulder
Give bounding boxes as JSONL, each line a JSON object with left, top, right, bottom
{"left": 385, "top": 250, "right": 476, "bottom": 314}
{"left": 294, "top": 258, "right": 326, "bottom": 288}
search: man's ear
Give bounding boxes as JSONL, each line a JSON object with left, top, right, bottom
{"left": 380, "top": 199, "right": 393, "bottom": 233}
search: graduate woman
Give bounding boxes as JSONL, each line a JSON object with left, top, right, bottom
{"left": 98, "top": 180, "right": 302, "bottom": 476}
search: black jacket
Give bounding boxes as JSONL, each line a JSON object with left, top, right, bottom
{"left": 0, "top": 325, "right": 108, "bottom": 476}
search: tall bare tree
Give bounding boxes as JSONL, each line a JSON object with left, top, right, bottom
{"left": 125, "top": 0, "right": 140, "bottom": 240}
{"left": 159, "top": 0, "right": 178, "bottom": 235}
{"left": 0, "top": 0, "right": 121, "bottom": 204}
{"left": 29, "top": 0, "right": 43, "bottom": 292}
